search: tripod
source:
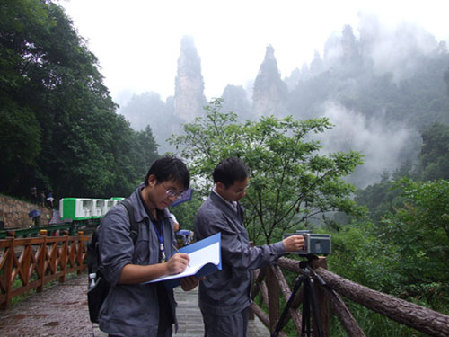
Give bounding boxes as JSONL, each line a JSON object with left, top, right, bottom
{"left": 271, "top": 255, "right": 323, "bottom": 337}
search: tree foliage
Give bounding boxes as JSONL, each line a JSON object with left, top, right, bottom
{"left": 416, "top": 122, "right": 449, "bottom": 181}
{"left": 380, "top": 178, "right": 449, "bottom": 281}
{"left": 0, "top": 0, "right": 158, "bottom": 199}
{"left": 345, "top": 149, "right": 449, "bottom": 316}
{"left": 170, "top": 99, "right": 364, "bottom": 243}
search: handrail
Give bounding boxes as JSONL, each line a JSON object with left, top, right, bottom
{"left": 251, "top": 256, "right": 449, "bottom": 337}
{"left": 2, "top": 235, "right": 448, "bottom": 336}
{"left": 0, "top": 219, "right": 100, "bottom": 239}
{"left": 0, "top": 231, "right": 89, "bottom": 310}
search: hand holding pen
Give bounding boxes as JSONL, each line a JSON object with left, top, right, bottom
{"left": 166, "top": 249, "right": 189, "bottom": 274}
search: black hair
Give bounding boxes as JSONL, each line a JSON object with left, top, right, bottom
{"left": 144, "top": 155, "right": 190, "bottom": 190}
{"left": 213, "top": 157, "right": 248, "bottom": 188}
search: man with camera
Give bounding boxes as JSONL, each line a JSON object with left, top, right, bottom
{"left": 194, "top": 157, "right": 305, "bottom": 337}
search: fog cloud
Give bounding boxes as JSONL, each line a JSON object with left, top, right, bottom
{"left": 358, "top": 13, "right": 439, "bottom": 83}
{"left": 318, "top": 101, "right": 420, "bottom": 188}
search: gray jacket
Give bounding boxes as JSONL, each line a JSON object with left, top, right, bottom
{"left": 98, "top": 184, "right": 177, "bottom": 336}
{"left": 194, "top": 191, "right": 285, "bottom": 315}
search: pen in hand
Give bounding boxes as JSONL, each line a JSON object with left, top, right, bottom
{"left": 173, "top": 244, "right": 190, "bottom": 267}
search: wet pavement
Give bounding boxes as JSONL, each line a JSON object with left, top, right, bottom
{"left": 174, "top": 287, "right": 269, "bottom": 337}
{"left": 0, "top": 274, "right": 102, "bottom": 337}
{"left": 0, "top": 273, "right": 269, "bottom": 336}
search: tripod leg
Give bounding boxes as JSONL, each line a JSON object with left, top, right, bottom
{"left": 302, "top": 278, "right": 312, "bottom": 337}
{"left": 271, "top": 276, "right": 304, "bottom": 337}
{"left": 308, "top": 277, "right": 323, "bottom": 337}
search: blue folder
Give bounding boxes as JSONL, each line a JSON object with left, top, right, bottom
{"left": 148, "top": 232, "right": 222, "bottom": 288}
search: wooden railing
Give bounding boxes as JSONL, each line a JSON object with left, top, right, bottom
{"left": 251, "top": 256, "right": 449, "bottom": 337}
{"left": 0, "top": 231, "right": 89, "bottom": 309}
{"left": 0, "top": 219, "right": 100, "bottom": 239}
{"left": 2, "top": 234, "right": 448, "bottom": 336}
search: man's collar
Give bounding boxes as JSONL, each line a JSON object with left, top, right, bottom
{"left": 212, "top": 187, "right": 237, "bottom": 211}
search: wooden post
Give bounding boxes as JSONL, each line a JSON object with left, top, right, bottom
{"left": 77, "top": 231, "right": 84, "bottom": 274}
{"left": 1, "top": 237, "right": 14, "bottom": 309}
{"left": 59, "top": 234, "right": 68, "bottom": 283}
{"left": 249, "top": 269, "right": 256, "bottom": 320}
{"left": 312, "top": 257, "right": 330, "bottom": 337}
{"left": 249, "top": 242, "right": 255, "bottom": 320}
{"left": 267, "top": 266, "right": 280, "bottom": 333}
{"left": 37, "top": 230, "right": 48, "bottom": 292}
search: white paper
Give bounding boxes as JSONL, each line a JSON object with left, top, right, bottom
{"left": 146, "top": 241, "right": 220, "bottom": 283}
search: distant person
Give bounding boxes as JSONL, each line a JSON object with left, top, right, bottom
{"left": 30, "top": 186, "right": 38, "bottom": 204}
{"left": 29, "top": 209, "right": 41, "bottom": 227}
{"left": 194, "top": 157, "right": 305, "bottom": 337}
{"left": 98, "top": 155, "right": 199, "bottom": 336}
{"left": 32, "top": 216, "right": 40, "bottom": 227}
{"left": 47, "top": 192, "right": 54, "bottom": 208}
{"left": 39, "top": 191, "right": 46, "bottom": 207}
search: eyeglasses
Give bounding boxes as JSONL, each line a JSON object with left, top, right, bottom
{"left": 162, "top": 183, "right": 184, "bottom": 200}
{"left": 165, "top": 188, "right": 183, "bottom": 200}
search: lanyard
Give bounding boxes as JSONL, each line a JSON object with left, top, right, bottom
{"left": 138, "top": 192, "right": 167, "bottom": 263}
{"left": 152, "top": 221, "right": 166, "bottom": 262}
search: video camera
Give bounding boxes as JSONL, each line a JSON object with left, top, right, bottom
{"left": 283, "top": 230, "right": 331, "bottom": 256}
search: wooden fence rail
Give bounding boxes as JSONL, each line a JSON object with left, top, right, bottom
{"left": 0, "top": 231, "right": 89, "bottom": 310}
{"left": 2, "top": 235, "right": 449, "bottom": 336}
{"left": 251, "top": 256, "right": 449, "bottom": 337}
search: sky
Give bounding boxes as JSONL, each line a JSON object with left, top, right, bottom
{"left": 59, "top": 0, "right": 449, "bottom": 107}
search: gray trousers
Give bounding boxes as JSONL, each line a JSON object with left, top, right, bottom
{"left": 201, "top": 307, "right": 250, "bottom": 337}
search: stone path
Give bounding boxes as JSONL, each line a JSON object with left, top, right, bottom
{"left": 0, "top": 274, "right": 270, "bottom": 336}
{"left": 174, "top": 287, "right": 270, "bottom": 337}
{"left": 0, "top": 274, "right": 98, "bottom": 336}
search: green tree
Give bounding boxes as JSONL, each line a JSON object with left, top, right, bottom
{"left": 134, "top": 125, "right": 160, "bottom": 181}
{"left": 171, "top": 99, "right": 364, "bottom": 243}
{"left": 0, "top": 100, "right": 41, "bottom": 185}
{"left": 355, "top": 178, "right": 400, "bottom": 224}
{"left": 416, "top": 122, "right": 449, "bottom": 181}
{"left": 329, "top": 221, "right": 405, "bottom": 292}
{"left": 379, "top": 179, "right": 449, "bottom": 305}
{"left": 32, "top": 2, "right": 124, "bottom": 198}
{"left": 0, "top": 0, "right": 50, "bottom": 193}
{"left": 0, "top": 0, "right": 155, "bottom": 199}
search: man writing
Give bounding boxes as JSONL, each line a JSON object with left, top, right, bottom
{"left": 194, "top": 157, "right": 305, "bottom": 337}
{"left": 98, "top": 156, "right": 198, "bottom": 337}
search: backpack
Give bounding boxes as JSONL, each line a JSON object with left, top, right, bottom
{"left": 87, "top": 199, "right": 138, "bottom": 324}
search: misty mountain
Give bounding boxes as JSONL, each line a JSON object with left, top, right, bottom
{"left": 221, "top": 85, "right": 252, "bottom": 122}
{"left": 119, "top": 36, "right": 205, "bottom": 153}
{"left": 289, "top": 19, "right": 449, "bottom": 129}
{"left": 252, "top": 45, "right": 288, "bottom": 118}
{"left": 118, "top": 92, "right": 182, "bottom": 153}
{"left": 174, "top": 36, "right": 207, "bottom": 122}
{"left": 284, "top": 17, "right": 449, "bottom": 186}
{"left": 118, "top": 15, "right": 449, "bottom": 187}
